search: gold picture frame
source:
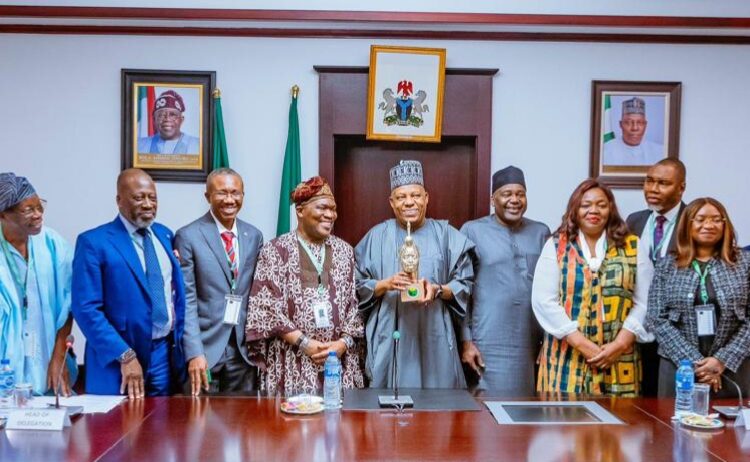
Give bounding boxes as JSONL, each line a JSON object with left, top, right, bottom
{"left": 366, "top": 45, "right": 446, "bottom": 143}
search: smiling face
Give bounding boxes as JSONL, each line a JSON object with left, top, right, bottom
{"left": 690, "top": 203, "right": 725, "bottom": 249}
{"left": 117, "top": 171, "right": 157, "bottom": 229}
{"left": 296, "top": 197, "right": 337, "bottom": 243}
{"left": 576, "top": 187, "right": 610, "bottom": 238}
{"left": 492, "top": 183, "right": 527, "bottom": 227}
{"left": 620, "top": 113, "right": 647, "bottom": 146}
{"left": 0, "top": 195, "right": 45, "bottom": 237}
{"left": 154, "top": 108, "right": 184, "bottom": 141}
{"left": 389, "top": 184, "right": 429, "bottom": 229}
{"left": 206, "top": 173, "right": 244, "bottom": 229}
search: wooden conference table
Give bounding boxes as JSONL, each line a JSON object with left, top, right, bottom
{"left": 2, "top": 392, "right": 749, "bottom": 461}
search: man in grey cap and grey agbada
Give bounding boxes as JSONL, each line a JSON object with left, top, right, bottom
{"left": 355, "top": 160, "right": 476, "bottom": 389}
{"left": 460, "top": 166, "right": 549, "bottom": 394}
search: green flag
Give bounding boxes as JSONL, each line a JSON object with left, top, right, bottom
{"left": 212, "top": 89, "right": 230, "bottom": 169}
{"left": 276, "top": 90, "right": 302, "bottom": 236}
{"left": 602, "top": 94, "right": 615, "bottom": 144}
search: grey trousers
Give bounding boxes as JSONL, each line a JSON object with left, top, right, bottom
{"left": 184, "top": 331, "right": 257, "bottom": 394}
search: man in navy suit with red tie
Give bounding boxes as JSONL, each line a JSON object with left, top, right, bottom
{"left": 626, "top": 158, "right": 687, "bottom": 396}
{"left": 72, "top": 169, "right": 186, "bottom": 398}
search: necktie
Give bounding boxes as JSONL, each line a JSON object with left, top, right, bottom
{"left": 653, "top": 215, "right": 667, "bottom": 254}
{"left": 221, "top": 231, "right": 238, "bottom": 283}
{"left": 137, "top": 228, "right": 169, "bottom": 331}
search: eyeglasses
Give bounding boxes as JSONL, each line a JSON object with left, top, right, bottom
{"left": 13, "top": 199, "right": 47, "bottom": 218}
{"left": 155, "top": 111, "right": 181, "bottom": 121}
{"left": 211, "top": 191, "right": 243, "bottom": 200}
{"left": 691, "top": 217, "right": 725, "bottom": 225}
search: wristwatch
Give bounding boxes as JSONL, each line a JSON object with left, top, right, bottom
{"left": 295, "top": 334, "right": 310, "bottom": 352}
{"left": 340, "top": 335, "right": 355, "bottom": 351}
{"left": 118, "top": 348, "right": 137, "bottom": 364}
{"left": 433, "top": 284, "right": 444, "bottom": 300}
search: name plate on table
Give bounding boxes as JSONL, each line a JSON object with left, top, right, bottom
{"left": 736, "top": 409, "right": 750, "bottom": 430}
{"left": 6, "top": 408, "right": 70, "bottom": 431}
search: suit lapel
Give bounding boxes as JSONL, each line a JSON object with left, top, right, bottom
{"left": 711, "top": 260, "right": 733, "bottom": 349}
{"left": 667, "top": 202, "right": 686, "bottom": 253}
{"left": 237, "top": 221, "right": 254, "bottom": 280}
{"left": 107, "top": 217, "right": 148, "bottom": 292}
{"left": 199, "top": 215, "right": 232, "bottom": 286}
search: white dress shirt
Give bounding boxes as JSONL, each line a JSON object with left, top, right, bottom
{"left": 119, "top": 215, "right": 175, "bottom": 339}
{"left": 638, "top": 203, "right": 681, "bottom": 260}
{"left": 531, "top": 232, "right": 654, "bottom": 343}
{"left": 210, "top": 211, "right": 240, "bottom": 268}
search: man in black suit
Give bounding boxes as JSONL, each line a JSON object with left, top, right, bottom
{"left": 626, "top": 157, "right": 686, "bottom": 396}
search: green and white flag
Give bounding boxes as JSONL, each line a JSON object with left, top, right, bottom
{"left": 276, "top": 89, "right": 302, "bottom": 236}
{"left": 602, "top": 94, "right": 615, "bottom": 143}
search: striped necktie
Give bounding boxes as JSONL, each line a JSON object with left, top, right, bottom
{"left": 136, "top": 228, "right": 169, "bottom": 331}
{"left": 221, "top": 231, "right": 238, "bottom": 282}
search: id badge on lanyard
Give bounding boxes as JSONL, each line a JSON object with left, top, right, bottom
{"left": 312, "top": 298, "right": 332, "bottom": 329}
{"left": 695, "top": 304, "right": 716, "bottom": 337}
{"left": 223, "top": 294, "right": 242, "bottom": 325}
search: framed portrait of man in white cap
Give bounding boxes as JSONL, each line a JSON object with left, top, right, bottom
{"left": 589, "top": 80, "right": 682, "bottom": 188}
{"left": 121, "top": 69, "right": 215, "bottom": 182}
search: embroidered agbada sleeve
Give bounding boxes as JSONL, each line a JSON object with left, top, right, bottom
{"left": 622, "top": 238, "right": 655, "bottom": 342}
{"left": 354, "top": 229, "right": 381, "bottom": 316}
{"left": 532, "top": 238, "right": 579, "bottom": 339}
{"left": 245, "top": 242, "right": 296, "bottom": 343}
{"left": 340, "top": 246, "right": 365, "bottom": 339}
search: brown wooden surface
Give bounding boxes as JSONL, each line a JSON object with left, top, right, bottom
{"left": 3, "top": 6, "right": 750, "bottom": 29}
{"left": 317, "top": 67, "right": 494, "bottom": 246}
{"left": 3, "top": 24, "right": 750, "bottom": 46}
{"left": 3, "top": 397, "right": 748, "bottom": 461}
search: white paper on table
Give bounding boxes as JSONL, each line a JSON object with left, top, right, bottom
{"left": 26, "top": 395, "right": 126, "bottom": 414}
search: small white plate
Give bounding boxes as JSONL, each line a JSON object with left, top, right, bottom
{"left": 280, "top": 395, "right": 324, "bottom": 415}
{"left": 680, "top": 414, "right": 725, "bottom": 430}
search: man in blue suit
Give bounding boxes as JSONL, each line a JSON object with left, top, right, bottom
{"left": 72, "top": 169, "right": 186, "bottom": 398}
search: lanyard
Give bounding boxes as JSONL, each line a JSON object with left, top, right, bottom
{"left": 297, "top": 235, "right": 326, "bottom": 296}
{"left": 0, "top": 228, "right": 29, "bottom": 320}
{"left": 647, "top": 213, "right": 674, "bottom": 260}
{"left": 691, "top": 260, "right": 712, "bottom": 305}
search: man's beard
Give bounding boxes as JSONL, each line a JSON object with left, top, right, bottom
{"left": 134, "top": 216, "right": 155, "bottom": 229}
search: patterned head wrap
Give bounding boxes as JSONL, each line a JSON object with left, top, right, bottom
{"left": 0, "top": 173, "right": 36, "bottom": 212}
{"left": 389, "top": 160, "right": 424, "bottom": 191}
{"left": 291, "top": 176, "right": 334, "bottom": 206}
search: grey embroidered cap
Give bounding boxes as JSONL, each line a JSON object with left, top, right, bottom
{"left": 389, "top": 160, "right": 424, "bottom": 191}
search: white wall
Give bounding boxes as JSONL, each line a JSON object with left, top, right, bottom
{"left": 2, "top": 34, "right": 749, "bottom": 245}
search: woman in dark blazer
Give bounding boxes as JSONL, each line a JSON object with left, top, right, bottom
{"left": 647, "top": 197, "right": 750, "bottom": 397}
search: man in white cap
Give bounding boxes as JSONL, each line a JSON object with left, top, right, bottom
{"left": 603, "top": 97, "right": 664, "bottom": 166}
{"left": 137, "top": 89, "right": 200, "bottom": 155}
{"left": 355, "top": 160, "right": 476, "bottom": 389}
{"left": 0, "top": 172, "right": 77, "bottom": 396}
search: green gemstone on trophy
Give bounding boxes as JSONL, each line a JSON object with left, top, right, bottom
{"left": 408, "top": 287, "right": 418, "bottom": 297}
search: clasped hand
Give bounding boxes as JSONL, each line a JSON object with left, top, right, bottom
{"left": 303, "top": 339, "right": 347, "bottom": 365}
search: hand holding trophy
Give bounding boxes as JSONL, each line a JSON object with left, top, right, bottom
{"left": 399, "top": 221, "right": 424, "bottom": 302}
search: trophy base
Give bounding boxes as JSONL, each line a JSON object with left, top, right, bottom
{"left": 401, "top": 283, "right": 423, "bottom": 302}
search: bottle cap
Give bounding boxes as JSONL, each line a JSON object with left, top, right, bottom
{"left": 0, "top": 359, "right": 9, "bottom": 365}
{"left": 679, "top": 359, "right": 692, "bottom": 366}
{"left": 328, "top": 351, "right": 336, "bottom": 357}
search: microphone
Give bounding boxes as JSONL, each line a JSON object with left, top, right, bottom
{"left": 713, "top": 372, "right": 747, "bottom": 418}
{"left": 393, "top": 331, "right": 401, "bottom": 400}
{"left": 378, "top": 330, "right": 413, "bottom": 409}
{"left": 55, "top": 335, "right": 74, "bottom": 409}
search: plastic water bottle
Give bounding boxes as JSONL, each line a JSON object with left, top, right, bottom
{"left": 0, "top": 359, "right": 15, "bottom": 408}
{"left": 675, "top": 359, "right": 694, "bottom": 417}
{"left": 323, "top": 352, "right": 342, "bottom": 410}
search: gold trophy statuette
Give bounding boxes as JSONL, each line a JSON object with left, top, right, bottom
{"left": 399, "top": 221, "right": 423, "bottom": 302}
